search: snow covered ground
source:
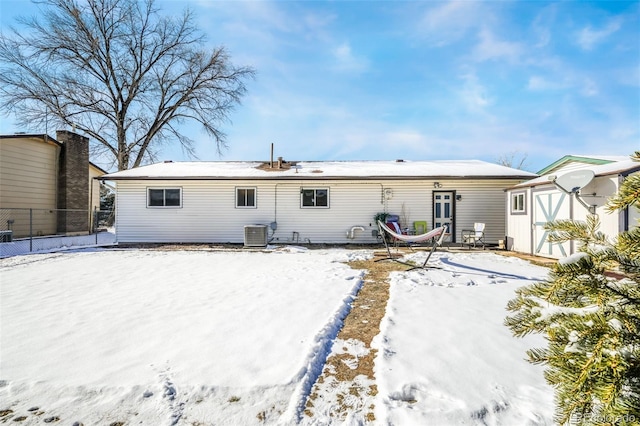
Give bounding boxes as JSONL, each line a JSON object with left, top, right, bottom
{"left": 0, "top": 246, "right": 554, "bottom": 425}
{"left": 0, "top": 231, "right": 116, "bottom": 258}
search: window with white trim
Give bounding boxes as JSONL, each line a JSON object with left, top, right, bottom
{"left": 147, "top": 188, "right": 182, "bottom": 208}
{"left": 236, "top": 187, "right": 257, "bottom": 208}
{"left": 511, "top": 192, "right": 526, "bottom": 214}
{"left": 301, "top": 188, "right": 329, "bottom": 208}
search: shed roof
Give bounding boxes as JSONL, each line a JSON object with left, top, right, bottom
{"left": 101, "top": 160, "right": 537, "bottom": 181}
{"left": 537, "top": 154, "right": 631, "bottom": 175}
{"left": 510, "top": 159, "right": 639, "bottom": 190}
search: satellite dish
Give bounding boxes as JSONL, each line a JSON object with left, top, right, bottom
{"left": 554, "top": 170, "right": 595, "bottom": 193}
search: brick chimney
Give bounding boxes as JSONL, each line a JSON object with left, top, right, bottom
{"left": 56, "top": 130, "right": 89, "bottom": 234}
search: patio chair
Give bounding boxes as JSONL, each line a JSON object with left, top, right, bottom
{"left": 376, "top": 221, "right": 447, "bottom": 270}
{"left": 413, "top": 221, "right": 428, "bottom": 235}
{"left": 385, "top": 220, "right": 411, "bottom": 248}
{"left": 461, "top": 223, "right": 486, "bottom": 249}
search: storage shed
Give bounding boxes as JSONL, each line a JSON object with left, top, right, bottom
{"left": 505, "top": 155, "right": 639, "bottom": 259}
{"left": 101, "top": 159, "right": 536, "bottom": 245}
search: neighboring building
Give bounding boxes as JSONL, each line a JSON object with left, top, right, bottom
{"left": 101, "top": 159, "right": 536, "bottom": 245}
{"left": 506, "top": 155, "right": 639, "bottom": 259}
{"left": 0, "top": 130, "right": 106, "bottom": 238}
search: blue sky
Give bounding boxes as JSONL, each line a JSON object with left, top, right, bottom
{"left": 1, "top": 1, "right": 638, "bottom": 172}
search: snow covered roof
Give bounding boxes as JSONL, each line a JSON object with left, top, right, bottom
{"left": 101, "top": 160, "right": 537, "bottom": 181}
{"left": 511, "top": 159, "right": 640, "bottom": 189}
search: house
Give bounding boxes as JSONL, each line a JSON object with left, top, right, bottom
{"left": 505, "top": 155, "right": 639, "bottom": 259}
{"left": 0, "top": 130, "right": 106, "bottom": 239}
{"left": 100, "top": 159, "right": 536, "bottom": 245}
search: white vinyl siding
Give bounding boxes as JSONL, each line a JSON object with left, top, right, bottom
{"left": 443, "top": 182, "right": 510, "bottom": 244}
{"left": 272, "top": 182, "right": 380, "bottom": 244}
{"left": 113, "top": 178, "right": 524, "bottom": 244}
{"left": 116, "top": 181, "right": 275, "bottom": 243}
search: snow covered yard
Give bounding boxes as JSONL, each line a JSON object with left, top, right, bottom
{"left": 0, "top": 247, "right": 555, "bottom": 425}
{"left": 372, "top": 251, "right": 554, "bottom": 425}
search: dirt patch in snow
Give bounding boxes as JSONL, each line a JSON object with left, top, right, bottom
{"left": 304, "top": 250, "right": 412, "bottom": 422}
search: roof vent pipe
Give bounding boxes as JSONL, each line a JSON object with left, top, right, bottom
{"left": 278, "top": 156, "right": 283, "bottom": 169}
{"left": 270, "top": 143, "right": 274, "bottom": 168}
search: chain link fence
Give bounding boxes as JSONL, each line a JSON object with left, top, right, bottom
{"left": 0, "top": 208, "right": 116, "bottom": 257}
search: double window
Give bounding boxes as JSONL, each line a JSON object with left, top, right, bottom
{"left": 148, "top": 188, "right": 182, "bottom": 208}
{"left": 301, "top": 188, "right": 329, "bottom": 208}
{"left": 511, "top": 192, "right": 526, "bottom": 214}
{"left": 236, "top": 187, "right": 257, "bottom": 208}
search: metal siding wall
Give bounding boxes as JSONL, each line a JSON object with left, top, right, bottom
{"left": 449, "top": 182, "right": 508, "bottom": 244}
{"left": 115, "top": 180, "right": 276, "bottom": 243}
{"left": 270, "top": 182, "right": 384, "bottom": 244}
{"left": 114, "top": 178, "right": 525, "bottom": 244}
{"left": 383, "top": 182, "right": 432, "bottom": 232}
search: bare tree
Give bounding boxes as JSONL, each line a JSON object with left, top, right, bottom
{"left": 496, "top": 151, "right": 530, "bottom": 171}
{"left": 0, "top": 0, "right": 254, "bottom": 170}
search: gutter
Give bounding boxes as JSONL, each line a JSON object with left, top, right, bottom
{"left": 99, "top": 175, "right": 536, "bottom": 182}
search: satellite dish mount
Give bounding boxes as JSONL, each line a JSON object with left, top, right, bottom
{"left": 550, "top": 170, "right": 596, "bottom": 214}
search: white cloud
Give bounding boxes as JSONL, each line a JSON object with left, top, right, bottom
{"left": 580, "top": 78, "right": 598, "bottom": 97}
{"left": 332, "top": 42, "right": 369, "bottom": 73}
{"left": 531, "top": 4, "right": 558, "bottom": 48}
{"left": 458, "top": 71, "right": 493, "bottom": 111}
{"left": 473, "top": 27, "right": 522, "bottom": 63}
{"left": 417, "top": 1, "right": 484, "bottom": 46}
{"left": 526, "top": 75, "right": 598, "bottom": 97}
{"left": 576, "top": 18, "right": 622, "bottom": 51}
{"left": 527, "top": 75, "right": 566, "bottom": 91}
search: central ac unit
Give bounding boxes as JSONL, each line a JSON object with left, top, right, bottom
{"left": 244, "top": 225, "right": 268, "bottom": 247}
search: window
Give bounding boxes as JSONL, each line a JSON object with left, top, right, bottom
{"left": 301, "top": 188, "right": 329, "bottom": 208}
{"left": 236, "top": 187, "right": 256, "bottom": 208}
{"left": 511, "top": 192, "right": 526, "bottom": 214}
{"left": 148, "top": 188, "right": 181, "bottom": 208}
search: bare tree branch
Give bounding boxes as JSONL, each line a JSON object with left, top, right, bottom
{"left": 0, "top": 0, "right": 254, "bottom": 170}
{"left": 496, "top": 150, "right": 531, "bottom": 171}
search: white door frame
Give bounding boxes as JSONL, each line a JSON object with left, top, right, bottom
{"left": 433, "top": 191, "right": 455, "bottom": 242}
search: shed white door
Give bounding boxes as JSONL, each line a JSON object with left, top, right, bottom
{"left": 533, "top": 190, "right": 571, "bottom": 258}
{"left": 434, "top": 191, "right": 454, "bottom": 241}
